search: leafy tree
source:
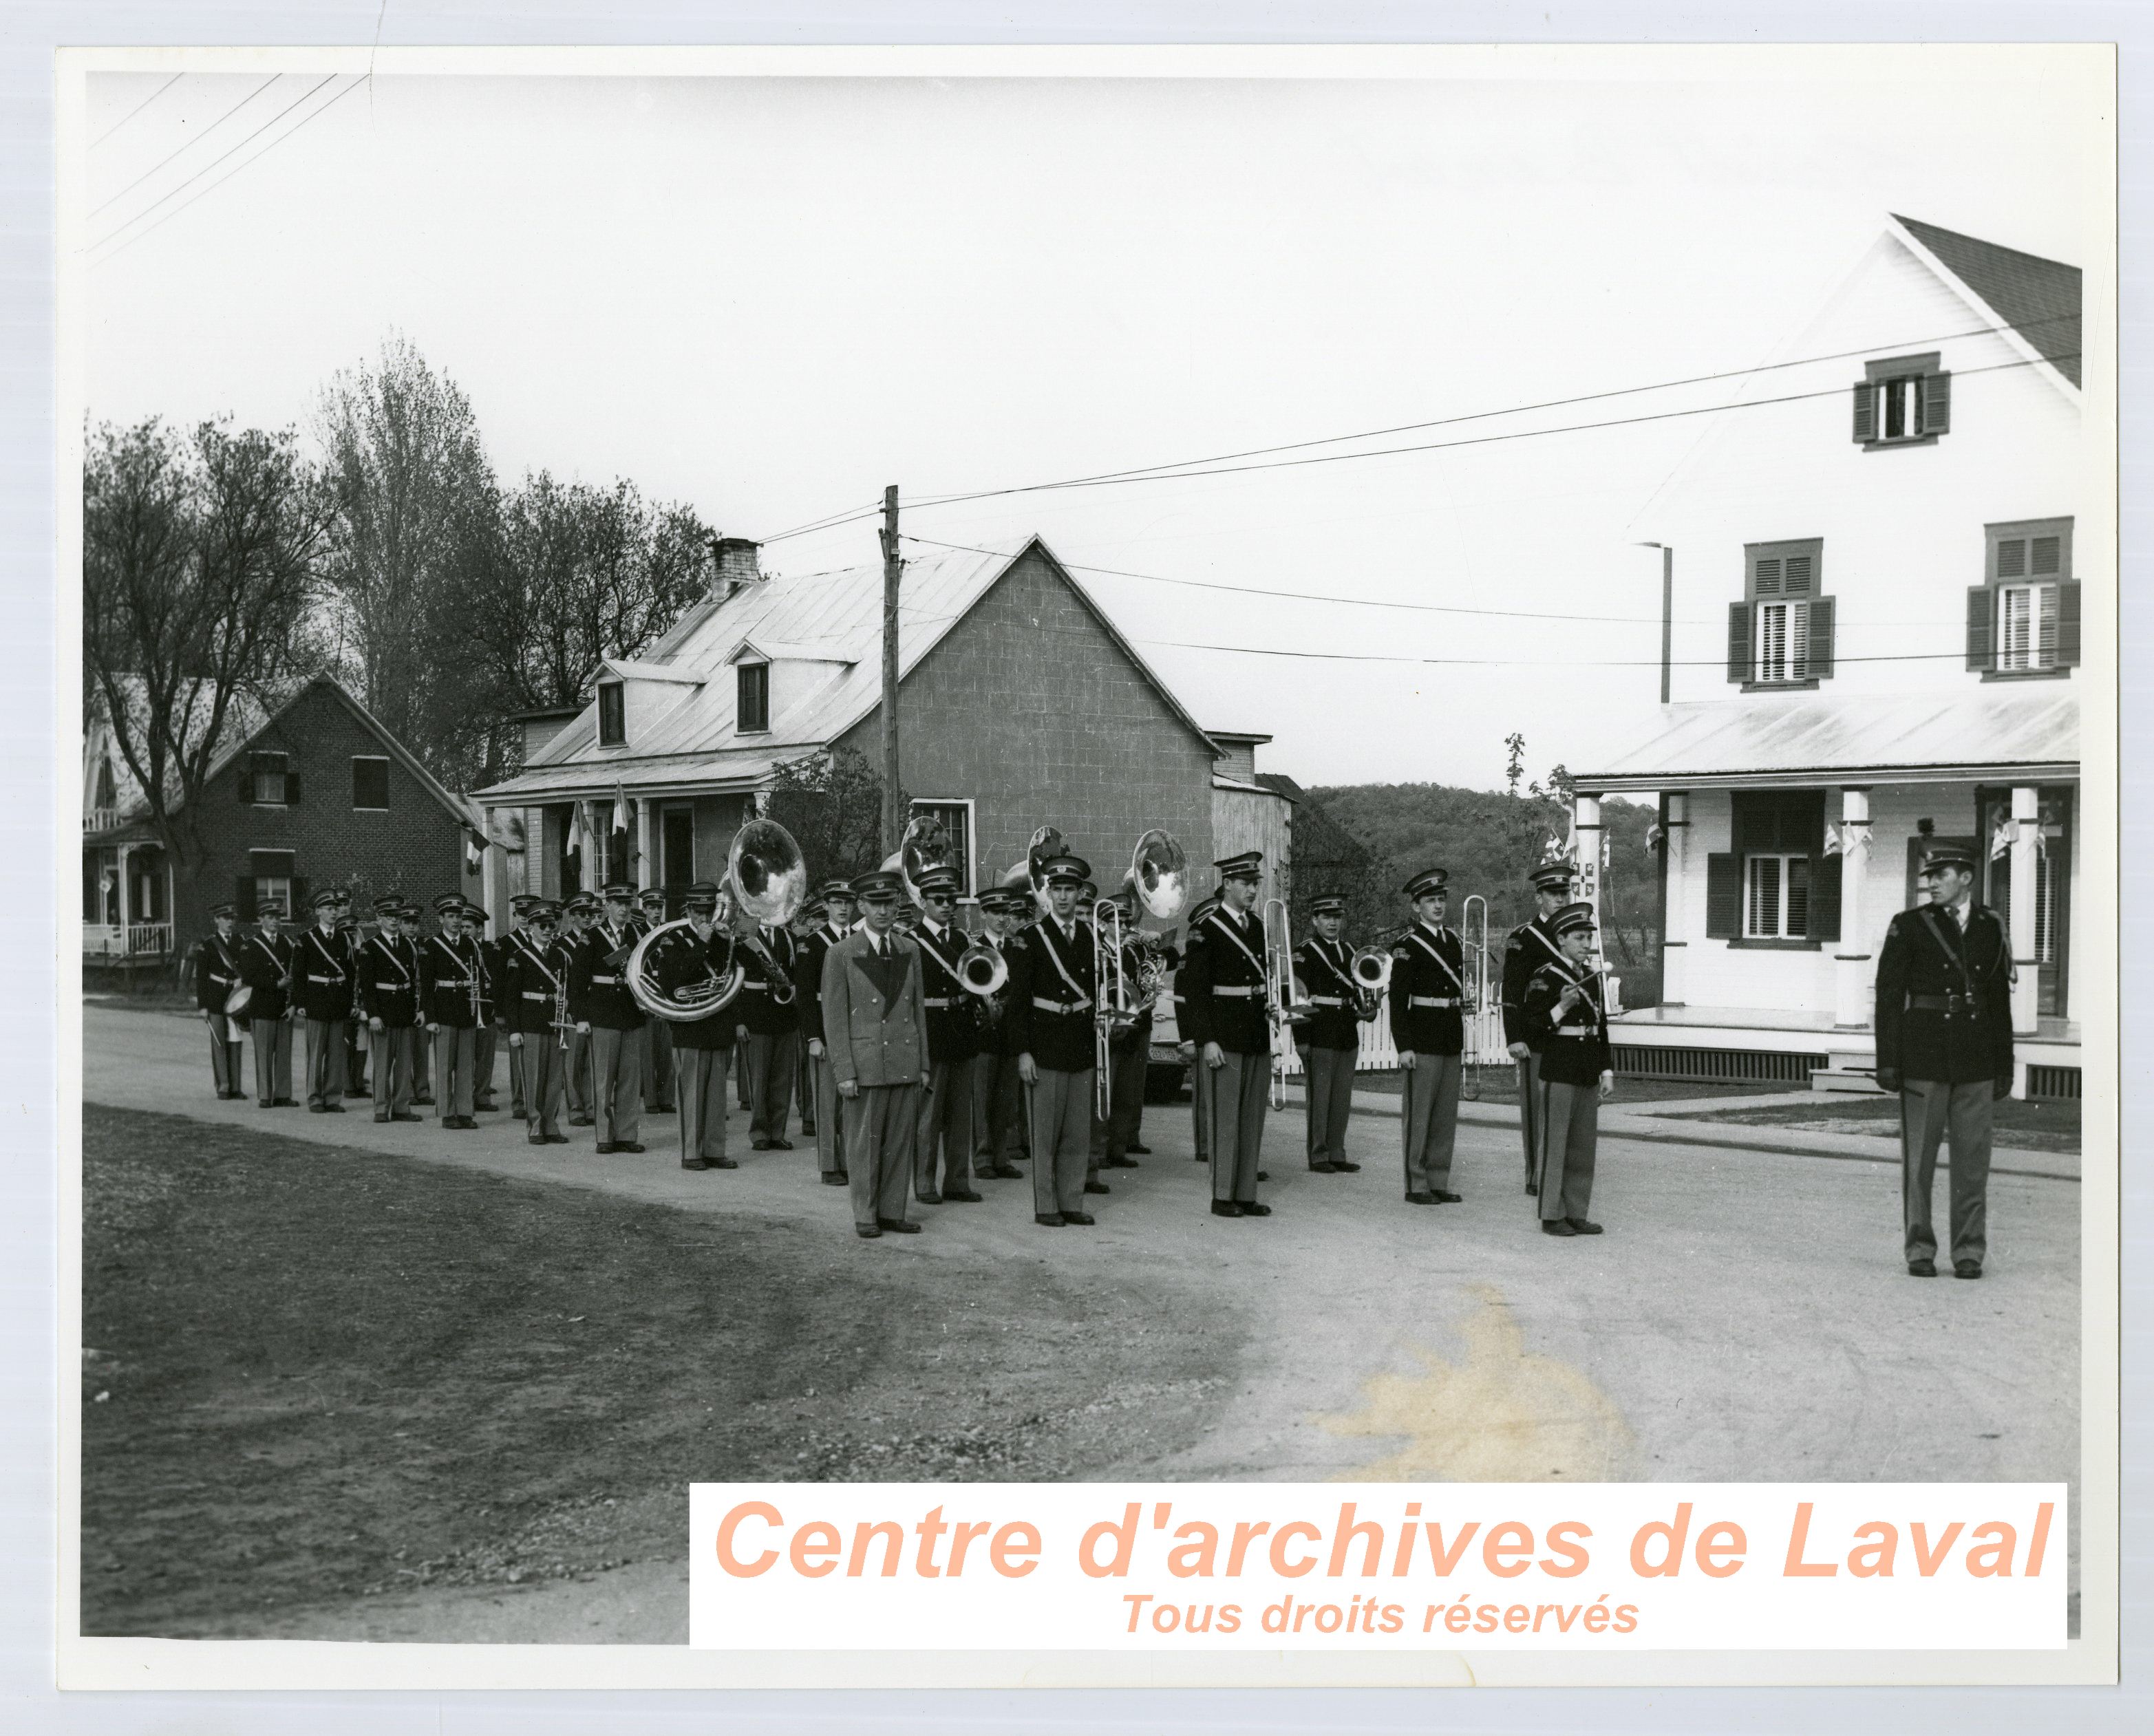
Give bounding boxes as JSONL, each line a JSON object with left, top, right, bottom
{"left": 763, "top": 747, "right": 907, "bottom": 887}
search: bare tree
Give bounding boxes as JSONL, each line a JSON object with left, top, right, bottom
{"left": 83, "top": 417, "right": 326, "bottom": 868}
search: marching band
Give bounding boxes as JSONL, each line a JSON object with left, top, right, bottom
{"left": 182, "top": 819, "right": 1641, "bottom": 1248}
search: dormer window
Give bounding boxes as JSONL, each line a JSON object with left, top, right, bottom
{"left": 597, "top": 681, "right": 626, "bottom": 747}
{"left": 737, "top": 661, "right": 770, "bottom": 733}
{"left": 1853, "top": 352, "right": 1950, "bottom": 449}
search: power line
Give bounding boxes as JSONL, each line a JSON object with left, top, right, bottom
{"left": 760, "top": 501, "right": 886, "bottom": 546}
{"left": 90, "top": 73, "right": 183, "bottom": 149}
{"left": 89, "top": 75, "right": 279, "bottom": 218}
{"left": 90, "top": 76, "right": 366, "bottom": 267}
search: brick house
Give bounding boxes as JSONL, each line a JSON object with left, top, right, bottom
{"left": 83, "top": 677, "right": 487, "bottom": 972}
{"left": 471, "top": 535, "right": 1246, "bottom": 923}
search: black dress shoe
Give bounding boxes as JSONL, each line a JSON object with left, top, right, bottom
{"left": 856, "top": 1223, "right": 882, "bottom": 1239}
{"left": 1542, "top": 1219, "right": 1576, "bottom": 1236}
{"left": 1035, "top": 1213, "right": 1066, "bottom": 1228}
{"left": 1235, "top": 1199, "right": 1272, "bottom": 1217}
{"left": 413, "top": 1095, "right": 435, "bottom": 1106}
{"left": 751, "top": 1139, "right": 774, "bottom": 1151}
{"left": 800, "top": 1121, "right": 816, "bottom": 1136}
{"left": 990, "top": 1164, "right": 1024, "bottom": 1179}
{"left": 1105, "top": 1155, "right": 1140, "bottom": 1168}
{"left": 1405, "top": 1190, "right": 1437, "bottom": 1205}
{"left": 532, "top": 1136, "right": 553, "bottom": 1148}
{"left": 944, "top": 1188, "right": 983, "bottom": 1203}
{"left": 616, "top": 1142, "right": 646, "bottom": 1154}
{"left": 1524, "top": 1179, "right": 1538, "bottom": 1197}
{"left": 1257, "top": 1170, "right": 1270, "bottom": 1182}
{"left": 1309, "top": 1160, "right": 1340, "bottom": 1174}
{"left": 1210, "top": 1199, "right": 1241, "bottom": 1218}
{"left": 1435, "top": 1190, "right": 1463, "bottom": 1203}
{"left": 274, "top": 1097, "right": 299, "bottom": 1106}
{"left": 568, "top": 1113, "right": 593, "bottom": 1126}
{"left": 919, "top": 1191, "right": 943, "bottom": 1205}
{"left": 374, "top": 1113, "right": 391, "bottom": 1124}
{"left": 821, "top": 1172, "right": 849, "bottom": 1186}
{"left": 877, "top": 1217, "right": 921, "bottom": 1234}
{"left": 1062, "top": 1211, "right": 1096, "bottom": 1226}
{"left": 1333, "top": 1160, "right": 1361, "bottom": 1173}
{"left": 595, "top": 1142, "right": 617, "bottom": 1154}
{"left": 257, "top": 1100, "right": 273, "bottom": 1108}
{"left": 771, "top": 1139, "right": 795, "bottom": 1151}
{"left": 711, "top": 1157, "right": 738, "bottom": 1169}
{"left": 1953, "top": 1260, "right": 1983, "bottom": 1280}
{"left": 308, "top": 1103, "right": 328, "bottom": 1113}
{"left": 1566, "top": 1217, "right": 1603, "bottom": 1234}
{"left": 544, "top": 1133, "right": 570, "bottom": 1144}
{"left": 835, "top": 1167, "right": 849, "bottom": 1182}
{"left": 681, "top": 1158, "right": 710, "bottom": 1170}
{"left": 1085, "top": 1179, "right": 1111, "bottom": 1195}
{"left": 1908, "top": 1259, "right": 1937, "bottom": 1278}
{"left": 1126, "top": 1142, "right": 1151, "bottom": 1155}
{"left": 392, "top": 1111, "right": 424, "bottom": 1123}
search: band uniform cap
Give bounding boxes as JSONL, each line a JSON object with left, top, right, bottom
{"left": 372, "top": 895, "right": 403, "bottom": 917}
{"left": 977, "top": 888, "right": 1017, "bottom": 914}
{"left": 528, "top": 899, "right": 562, "bottom": 921}
{"left": 600, "top": 881, "right": 636, "bottom": 901}
{"left": 1919, "top": 846, "right": 1979, "bottom": 875}
{"left": 851, "top": 868, "right": 903, "bottom": 901}
{"left": 914, "top": 866, "right": 961, "bottom": 898}
{"left": 1310, "top": 894, "right": 1347, "bottom": 915}
{"left": 1077, "top": 880, "right": 1098, "bottom": 904}
{"left": 817, "top": 877, "right": 857, "bottom": 901}
{"left": 308, "top": 888, "right": 339, "bottom": 911}
{"left": 1403, "top": 868, "right": 1450, "bottom": 900}
{"left": 637, "top": 886, "right": 666, "bottom": 904}
{"left": 1040, "top": 853, "right": 1090, "bottom": 887}
{"left": 566, "top": 892, "right": 601, "bottom": 914}
{"left": 1214, "top": 849, "right": 1263, "bottom": 881}
{"left": 209, "top": 902, "right": 238, "bottom": 919}
{"left": 800, "top": 899, "right": 827, "bottom": 923}
{"left": 398, "top": 901, "right": 423, "bottom": 919}
{"left": 509, "top": 893, "right": 539, "bottom": 914}
{"left": 434, "top": 893, "right": 469, "bottom": 917}
{"left": 256, "top": 900, "right": 287, "bottom": 918}
{"left": 1551, "top": 900, "right": 1597, "bottom": 938}
{"left": 683, "top": 881, "right": 722, "bottom": 912}
{"left": 460, "top": 901, "right": 489, "bottom": 922}
{"left": 1529, "top": 861, "right": 1577, "bottom": 892}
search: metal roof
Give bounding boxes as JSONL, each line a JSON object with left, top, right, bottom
{"left": 476, "top": 535, "right": 1218, "bottom": 805}
{"left": 1579, "top": 686, "right": 2080, "bottom": 792}
{"left": 1892, "top": 215, "right": 2081, "bottom": 389}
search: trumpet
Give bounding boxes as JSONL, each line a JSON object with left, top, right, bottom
{"left": 1347, "top": 941, "right": 1393, "bottom": 1017}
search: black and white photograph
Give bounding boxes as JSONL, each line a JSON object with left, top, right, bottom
{"left": 51, "top": 31, "right": 2119, "bottom": 1697}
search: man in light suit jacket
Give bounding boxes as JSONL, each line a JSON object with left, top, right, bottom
{"left": 821, "top": 868, "right": 930, "bottom": 1240}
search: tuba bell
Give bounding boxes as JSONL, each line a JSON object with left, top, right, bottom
{"left": 725, "top": 816, "right": 809, "bottom": 1005}
{"left": 894, "top": 812, "right": 957, "bottom": 908}
{"left": 626, "top": 917, "right": 747, "bottom": 1022}
{"left": 1129, "top": 827, "right": 1188, "bottom": 921}
{"left": 955, "top": 899, "right": 1007, "bottom": 997}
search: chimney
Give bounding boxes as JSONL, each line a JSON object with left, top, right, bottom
{"left": 713, "top": 535, "right": 763, "bottom": 598}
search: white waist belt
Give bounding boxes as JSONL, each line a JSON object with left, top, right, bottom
{"left": 1307, "top": 994, "right": 1345, "bottom": 1007}
{"left": 591, "top": 974, "right": 619, "bottom": 985}
{"left": 522, "top": 991, "right": 551, "bottom": 1001}
{"left": 1211, "top": 985, "right": 1258, "bottom": 998}
{"left": 1409, "top": 995, "right": 1460, "bottom": 1008}
{"left": 374, "top": 981, "right": 406, "bottom": 990}
{"left": 923, "top": 997, "right": 955, "bottom": 1009}
{"left": 1032, "top": 996, "right": 1091, "bottom": 1013}
{"left": 306, "top": 974, "right": 345, "bottom": 984}
{"left": 741, "top": 980, "right": 769, "bottom": 991}
{"left": 1553, "top": 1026, "right": 1598, "bottom": 1037}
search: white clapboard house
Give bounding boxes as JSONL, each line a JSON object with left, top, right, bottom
{"left": 1577, "top": 215, "right": 2085, "bottom": 1100}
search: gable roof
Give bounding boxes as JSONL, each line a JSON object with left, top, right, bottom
{"left": 476, "top": 535, "right": 1219, "bottom": 803}
{"left": 210, "top": 678, "right": 482, "bottom": 829}
{"left": 1890, "top": 215, "right": 2082, "bottom": 389}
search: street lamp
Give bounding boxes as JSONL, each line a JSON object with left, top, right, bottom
{"left": 1634, "top": 542, "right": 1673, "bottom": 705}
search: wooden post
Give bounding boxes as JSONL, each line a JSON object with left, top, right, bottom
{"left": 878, "top": 484, "right": 902, "bottom": 855}
{"left": 1659, "top": 544, "right": 1674, "bottom": 705}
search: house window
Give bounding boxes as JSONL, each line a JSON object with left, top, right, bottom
{"left": 737, "top": 661, "right": 771, "bottom": 733}
{"left": 1703, "top": 789, "right": 1838, "bottom": 948}
{"left": 1727, "top": 539, "right": 1833, "bottom": 689}
{"left": 1745, "top": 853, "right": 1811, "bottom": 941}
{"left": 247, "top": 850, "right": 297, "bottom": 920}
{"left": 352, "top": 756, "right": 390, "bottom": 810}
{"left": 597, "top": 682, "right": 626, "bottom": 747}
{"left": 1971, "top": 519, "right": 2077, "bottom": 678}
{"left": 910, "top": 800, "right": 976, "bottom": 894}
{"left": 1853, "top": 351, "right": 1950, "bottom": 447}
{"left": 247, "top": 751, "right": 291, "bottom": 805}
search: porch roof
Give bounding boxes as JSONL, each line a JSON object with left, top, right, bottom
{"left": 1579, "top": 686, "right": 2080, "bottom": 793}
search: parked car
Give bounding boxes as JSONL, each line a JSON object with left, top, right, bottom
{"left": 1145, "top": 985, "right": 1189, "bottom": 1102}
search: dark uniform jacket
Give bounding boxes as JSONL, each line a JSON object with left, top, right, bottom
{"left": 792, "top": 922, "right": 847, "bottom": 1046}
{"left": 1005, "top": 914, "right": 1098, "bottom": 1073}
{"left": 292, "top": 925, "right": 355, "bottom": 1022}
{"left": 1873, "top": 899, "right": 2014, "bottom": 1084}
{"left": 571, "top": 919, "right": 644, "bottom": 1031}
{"left": 238, "top": 930, "right": 297, "bottom": 1024}
{"left": 650, "top": 922, "right": 736, "bottom": 1052}
{"left": 419, "top": 932, "right": 484, "bottom": 1030}
{"left": 1520, "top": 962, "right": 1612, "bottom": 1086}
{"left": 358, "top": 931, "right": 423, "bottom": 1028}
{"left": 499, "top": 928, "right": 564, "bottom": 1038}
{"left": 1293, "top": 934, "right": 1363, "bottom": 1052}
{"left": 1175, "top": 905, "right": 1271, "bottom": 1056}
{"left": 1388, "top": 922, "right": 1469, "bottom": 1057}
{"left": 194, "top": 931, "right": 245, "bottom": 1013}
{"left": 1502, "top": 914, "right": 1566, "bottom": 1051}
{"left": 734, "top": 925, "right": 799, "bottom": 1038}
{"left": 910, "top": 919, "right": 981, "bottom": 1065}
{"left": 479, "top": 932, "right": 511, "bottom": 1028}
{"left": 976, "top": 930, "right": 1022, "bottom": 1057}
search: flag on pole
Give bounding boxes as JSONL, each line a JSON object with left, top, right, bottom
{"left": 1823, "top": 823, "right": 1842, "bottom": 857}
{"left": 1989, "top": 815, "right": 2014, "bottom": 860}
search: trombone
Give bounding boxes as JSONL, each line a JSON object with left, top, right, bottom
{"left": 1261, "top": 896, "right": 1312, "bottom": 1109}
{"left": 1460, "top": 893, "right": 1490, "bottom": 1100}
{"left": 1091, "top": 895, "right": 1138, "bottom": 1119}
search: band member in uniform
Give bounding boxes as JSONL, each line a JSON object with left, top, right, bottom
{"left": 965, "top": 886, "right": 1027, "bottom": 1180}
{"left": 794, "top": 878, "right": 857, "bottom": 1186}
{"left": 1006, "top": 853, "right": 1100, "bottom": 1228}
{"left": 575, "top": 883, "right": 648, "bottom": 1154}
{"left": 502, "top": 899, "right": 572, "bottom": 1146}
{"left": 637, "top": 886, "right": 678, "bottom": 1115}
{"left": 398, "top": 903, "right": 434, "bottom": 1104}
{"left": 1502, "top": 861, "right": 1576, "bottom": 1195}
{"left": 292, "top": 889, "right": 354, "bottom": 1112}
{"left": 497, "top": 893, "right": 538, "bottom": 1119}
{"left": 193, "top": 903, "right": 248, "bottom": 1097}
{"left": 1521, "top": 902, "right": 1613, "bottom": 1237}
{"left": 359, "top": 894, "right": 424, "bottom": 1122}
{"left": 1873, "top": 847, "right": 2016, "bottom": 1280}
{"left": 1175, "top": 889, "right": 1221, "bottom": 1166}
{"left": 657, "top": 881, "right": 737, "bottom": 1170}
{"left": 557, "top": 892, "right": 597, "bottom": 1124}
{"left": 1391, "top": 868, "right": 1470, "bottom": 1203}
{"left": 332, "top": 889, "right": 370, "bottom": 1098}
{"left": 1292, "top": 891, "right": 1364, "bottom": 1175}
{"left": 239, "top": 899, "right": 298, "bottom": 1107}
{"left": 1180, "top": 853, "right": 1274, "bottom": 1218}
{"left": 1096, "top": 879, "right": 1158, "bottom": 1173}
{"left": 822, "top": 868, "right": 928, "bottom": 1239}
{"left": 793, "top": 897, "right": 825, "bottom": 1135}
{"left": 420, "top": 894, "right": 484, "bottom": 1129}
{"left": 736, "top": 901, "right": 801, "bottom": 1150}
{"left": 467, "top": 901, "right": 500, "bottom": 1112}
{"left": 909, "top": 866, "right": 983, "bottom": 1204}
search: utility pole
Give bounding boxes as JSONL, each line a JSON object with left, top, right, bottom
{"left": 878, "top": 484, "right": 902, "bottom": 855}
{"left": 1634, "top": 541, "right": 1674, "bottom": 704}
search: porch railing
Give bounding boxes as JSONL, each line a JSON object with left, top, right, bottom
{"left": 82, "top": 921, "right": 174, "bottom": 958}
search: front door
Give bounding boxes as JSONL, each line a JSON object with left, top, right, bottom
{"left": 661, "top": 806, "right": 695, "bottom": 917}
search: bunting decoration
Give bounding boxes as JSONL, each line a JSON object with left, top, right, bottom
{"left": 1823, "top": 822, "right": 1842, "bottom": 857}
{"left": 1989, "top": 814, "right": 2015, "bottom": 861}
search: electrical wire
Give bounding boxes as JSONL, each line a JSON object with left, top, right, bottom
{"left": 89, "top": 76, "right": 367, "bottom": 267}
{"left": 90, "top": 73, "right": 184, "bottom": 150}
{"left": 89, "top": 75, "right": 280, "bottom": 218}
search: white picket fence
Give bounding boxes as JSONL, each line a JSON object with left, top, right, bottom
{"left": 1272, "top": 995, "right": 1511, "bottom": 1077}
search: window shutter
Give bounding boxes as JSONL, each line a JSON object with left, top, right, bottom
{"left": 1811, "top": 849, "right": 1842, "bottom": 943}
{"left": 1726, "top": 601, "right": 1751, "bottom": 683}
{"left": 2029, "top": 533, "right": 2061, "bottom": 577}
{"left": 235, "top": 875, "right": 255, "bottom": 921}
{"left": 238, "top": 762, "right": 253, "bottom": 804}
{"left": 1705, "top": 853, "right": 1740, "bottom": 938}
{"left": 1781, "top": 554, "right": 1811, "bottom": 595}
{"left": 1995, "top": 538, "right": 2026, "bottom": 579}
{"left": 286, "top": 769, "right": 301, "bottom": 805}
{"left": 1806, "top": 595, "right": 1835, "bottom": 680}
{"left": 1965, "top": 586, "right": 1994, "bottom": 672}
{"left": 290, "top": 876, "right": 309, "bottom": 922}
{"left": 1919, "top": 369, "right": 1951, "bottom": 434}
{"left": 2057, "top": 579, "right": 2082, "bottom": 668}
{"left": 1851, "top": 381, "right": 1875, "bottom": 442}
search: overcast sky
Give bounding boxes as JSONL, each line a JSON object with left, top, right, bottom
{"left": 74, "top": 49, "right": 2107, "bottom": 791}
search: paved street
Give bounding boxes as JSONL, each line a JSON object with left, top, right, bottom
{"left": 81, "top": 1003, "right": 2082, "bottom": 1641}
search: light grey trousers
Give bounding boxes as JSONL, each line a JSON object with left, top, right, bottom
{"left": 1401, "top": 1051, "right": 1462, "bottom": 1193}
{"left": 1899, "top": 1079, "right": 1993, "bottom": 1265}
